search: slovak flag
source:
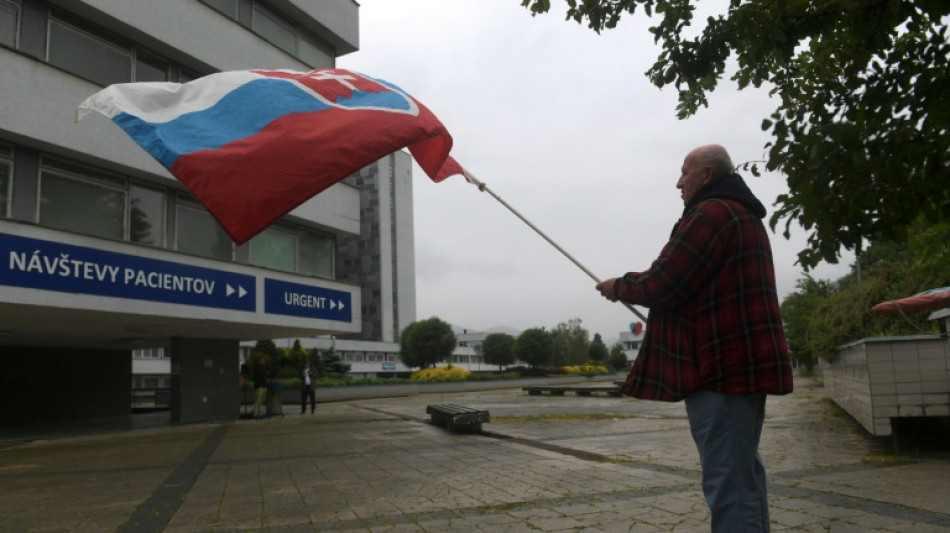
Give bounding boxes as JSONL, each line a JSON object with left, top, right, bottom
{"left": 77, "top": 68, "right": 465, "bottom": 243}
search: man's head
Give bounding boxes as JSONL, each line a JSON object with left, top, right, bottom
{"left": 676, "top": 144, "right": 734, "bottom": 206}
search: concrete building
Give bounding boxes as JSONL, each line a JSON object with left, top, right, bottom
{"left": 0, "top": 0, "right": 363, "bottom": 425}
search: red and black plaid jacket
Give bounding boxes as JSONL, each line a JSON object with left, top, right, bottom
{"left": 617, "top": 186, "right": 792, "bottom": 402}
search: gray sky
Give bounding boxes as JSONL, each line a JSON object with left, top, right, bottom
{"left": 339, "top": 0, "right": 853, "bottom": 342}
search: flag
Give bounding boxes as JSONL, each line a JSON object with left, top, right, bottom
{"left": 77, "top": 68, "right": 464, "bottom": 243}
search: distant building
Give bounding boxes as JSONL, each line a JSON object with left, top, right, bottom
{"left": 618, "top": 322, "right": 646, "bottom": 364}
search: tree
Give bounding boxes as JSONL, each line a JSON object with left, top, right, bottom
{"left": 588, "top": 333, "right": 609, "bottom": 363}
{"left": 319, "top": 347, "right": 351, "bottom": 378}
{"left": 780, "top": 275, "right": 834, "bottom": 373}
{"left": 520, "top": 0, "right": 950, "bottom": 270}
{"left": 399, "top": 317, "right": 457, "bottom": 369}
{"left": 549, "top": 318, "right": 590, "bottom": 366}
{"left": 482, "top": 333, "right": 517, "bottom": 371}
{"left": 780, "top": 238, "right": 950, "bottom": 365}
{"left": 608, "top": 342, "right": 629, "bottom": 371}
{"left": 515, "top": 327, "right": 553, "bottom": 368}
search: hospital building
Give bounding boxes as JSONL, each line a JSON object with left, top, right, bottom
{"left": 0, "top": 0, "right": 421, "bottom": 426}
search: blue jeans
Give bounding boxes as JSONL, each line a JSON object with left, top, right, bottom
{"left": 685, "top": 390, "right": 769, "bottom": 533}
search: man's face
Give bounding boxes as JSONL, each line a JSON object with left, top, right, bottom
{"left": 676, "top": 152, "right": 712, "bottom": 206}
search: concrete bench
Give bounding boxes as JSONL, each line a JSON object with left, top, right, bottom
{"left": 426, "top": 403, "right": 490, "bottom": 433}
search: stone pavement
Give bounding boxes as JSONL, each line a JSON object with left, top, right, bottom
{"left": 1, "top": 375, "right": 949, "bottom": 532}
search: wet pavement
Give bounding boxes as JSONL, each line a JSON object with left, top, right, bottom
{"left": 1, "top": 375, "right": 948, "bottom": 532}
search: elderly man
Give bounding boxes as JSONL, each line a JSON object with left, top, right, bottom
{"left": 596, "top": 144, "right": 792, "bottom": 532}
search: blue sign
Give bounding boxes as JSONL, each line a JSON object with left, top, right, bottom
{"left": 381, "top": 363, "right": 396, "bottom": 371}
{"left": 264, "top": 278, "right": 352, "bottom": 322}
{"left": 0, "top": 232, "right": 255, "bottom": 311}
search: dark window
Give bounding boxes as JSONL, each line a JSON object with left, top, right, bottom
{"left": 129, "top": 184, "right": 165, "bottom": 246}
{"left": 47, "top": 16, "right": 132, "bottom": 86}
{"left": 0, "top": 144, "right": 11, "bottom": 218}
{"left": 0, "top": 0, "right": 18, "bottom": 48}
{"left": 176, "top": 201, "right": 233, "bottom": 260}
{"left": 39, "top": 162, "right": 127, "bottom": 240}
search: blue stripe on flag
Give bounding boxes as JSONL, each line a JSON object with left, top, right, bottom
{"left": 112, "top": 77, "right": 412, "bottom": 169}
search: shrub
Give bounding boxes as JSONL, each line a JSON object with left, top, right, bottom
{"left": 563, "top": 364, "right": 610, "bottom": 376}
{"left": 410, "top": 364, "right": 471, "bottom": 382}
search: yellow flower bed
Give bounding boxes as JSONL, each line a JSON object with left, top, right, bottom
{"left": 410, "top": 364, "right": 471, "bottom": 382}
{"left": 563, "top": 364, "right": 610, "bottom": 376}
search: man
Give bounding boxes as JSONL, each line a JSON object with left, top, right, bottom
{"left": 252, "top": 357, "right": 269, "bottom": 419}
{"left": 596, "top": 144, "right": 792, "bottom": 532}
{"left": 300, "top": 364, "right": 316, "bottom": 414}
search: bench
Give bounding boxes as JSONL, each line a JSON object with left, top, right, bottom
{"left": 522, "top": 386, "right": 621, "bottom": 397}
{"left": 426, "top": 404, "right": 490, "bottom": 433}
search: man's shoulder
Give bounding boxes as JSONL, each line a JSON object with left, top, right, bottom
{"left": 690, "top": 198, "right": 759, "bottom": 222}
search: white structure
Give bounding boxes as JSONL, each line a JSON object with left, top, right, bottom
{"left": 618, "top": 322, "right": 646, "bottom": 364}
{"left": 0, "top": 0, "right": 363, "bottom": 424}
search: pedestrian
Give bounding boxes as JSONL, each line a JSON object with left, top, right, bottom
{"left": 595, "top": 144, "right": 793, "bottom": 532}
{"left": 300, "top": 364, "right": 316, "bottom": 414}
{"left": 252, "top": 357, "right": 268, "bottom": 419}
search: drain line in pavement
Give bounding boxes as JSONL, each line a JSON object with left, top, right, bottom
{"left": 116, "top": 423, "right": 230, "bottom": 533}
{"left": 353, "top": 405, "right": 611, "bottom": 462}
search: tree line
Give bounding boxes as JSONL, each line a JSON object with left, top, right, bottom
{"left": 399, "top": 316, "right": 631, "bottom": 372}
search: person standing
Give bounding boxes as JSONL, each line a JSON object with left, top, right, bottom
{"left": 300, "top": 364, "right": 316, "bottom": 414}
{"left": 252, "top": 357, "right": 268, "bottom": 419}
{"left": 595, "top": 144, "right": 792, "bottom": 532}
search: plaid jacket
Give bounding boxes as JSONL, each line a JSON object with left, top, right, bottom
{"left": 617, "top": 184, "right": 792, "bottom": 402}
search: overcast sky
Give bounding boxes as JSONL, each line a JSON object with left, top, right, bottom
{"left": 338, "top": 0, "right": 854, "bottom": 343}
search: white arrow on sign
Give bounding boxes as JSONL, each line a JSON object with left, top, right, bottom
{"left": 226, "top": 284, "right": 248, "bottom": 298}
{"left": 329, "top": 299, "right": 346, "bottom": 311}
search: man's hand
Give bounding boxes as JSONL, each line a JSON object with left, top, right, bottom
{"left": 595, "top": 278, "right": 620, "bottom": 302}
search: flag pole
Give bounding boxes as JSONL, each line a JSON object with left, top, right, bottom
{"left": 461, "top": 169, "right": 648, "bottom": 322}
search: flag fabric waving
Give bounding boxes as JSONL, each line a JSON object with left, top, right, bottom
{"left": 77, "top": 68, "right": 464, "bottom": 243}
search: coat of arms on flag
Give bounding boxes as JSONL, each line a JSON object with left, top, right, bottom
{"left": 78, "top": 68, "right": 463, "bottom": 243}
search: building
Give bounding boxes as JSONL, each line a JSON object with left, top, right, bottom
{"left": 618, "top": 321, "right": 645, "bottom": 364}
{"left": 240, "top": 149, "right": 419, "bottom": 378}
{"left": 0, "top": 0, "right": 363, "bottom": 425}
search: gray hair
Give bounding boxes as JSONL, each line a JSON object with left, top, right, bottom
{"left": 694, "top": 144, "right": 735, "bottom": 178}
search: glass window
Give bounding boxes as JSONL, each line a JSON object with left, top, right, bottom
{"left": 299, "top": 231, "right": 333, "bottom": 278}
{"left": 176, "top": 203, "right": 232, "bottom": 260}
{"left": 252, "top": 5, "right": 296, "bottom": 55}
{"left": 129, "top": 184, "right": 164, "bottom": 246}
{"left": 249, "top": 227, "right": 296, "bottom": 272}
{"left": 201, "top": 0, "right": 238, "bottom": 19}
{"left": 135, "top": 50, "right": 168, "bottom": 82}
{"left": 39, "top": 171, "right": 126, "bottom": 240}
{"left": 0, "top": 159, "right": 9, "bottom": 219}
{"left": 298, "top": 34, "right": 333, "bottom": 68}
{"left": 48, "top": 17, "right": 131, "bottom": 86}
{"left": 0, "top": 0, "right": 18, "bottom": 48}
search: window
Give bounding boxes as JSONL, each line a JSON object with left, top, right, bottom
{"left": 47, "top": 13, "right": 169, "bottom": 85}
{"left": 0, "top": 143, "right": 10, "bottom": 218}
{"left": 176, "top": 202, "right": 233, "bottom": 260}
{"left": 252, "top": 4, "right": 296, "bottom": 55}
{"left": 48, "top": 16, "right": 132, "bottom": 86}
{"left": 0, "top": 0, "right": 18, "bottom": 48}
{"left": 200, "top": 0, "right": 238, "bottom": 19}
{"left": 298, "top": 33, "right": 333, "bottom": 68}
{"left": 39, "top": 159, "right": 126, "bottom": 240}
{"left": 251, "top": 3, "right": 334, "bottom": 65}
{"left": 134, "top": 50, "right": 169, "bottom": 82}
{"left": 249, "top": 226, "right": 296, "bottom": 271}
{"left": 248, "top": 225, "right": 334, "bottom": 277}
{"left": 299, "top": 231, "right": 333, "bottom": 278}
{"left": 129, "top": 184, "right": 164, "bottom": 246}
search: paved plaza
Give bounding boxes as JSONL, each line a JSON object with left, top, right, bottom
{"left": 1, "top": 375, "right": 949, "bottom": 532}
